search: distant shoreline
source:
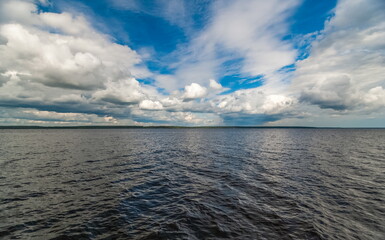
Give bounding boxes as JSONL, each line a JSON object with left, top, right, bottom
{"left": 0, "top": 126, "right": 384, "bottom": 129}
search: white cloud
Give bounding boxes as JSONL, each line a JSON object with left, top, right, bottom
{"left": 0, "top": 108, "right": 122, "bottom": 125}
{"left": 205, "top": 0, "right": 298, "bottom": 76}
{"left": 92, "top": 78, "right": 146, "bottom": 104}
{"left": 39, "top": 12, "right": 95, "bottom": 37}
{"left": 23, "top": 109, "right": 97, "bottom": 121}
{"left": 154, "top": 74, "right": 179, "bottom": 92}
{"left": 165, "top": 0, "right": 299, "bottom": 90}
{"left": 363, "top": 86, "right": 385, "bottom": 108}
{"left": 139, "top": 99, "right": 163, "bottom": 110}
{"left": 293, "top": 0, "right": 385, "bottom": 112}
{"left": 0, "top": 0, "right": 38, "bottom": 25}
{"left": 182, "top": 83, "right": 208, "bottom": 100}
{"left": 209, "top": 79, "right": 223, "bottom": 90}
{"left": 130, "top": 108, "right": 223, "bottom": 126}
{"left": 170, "top": 112, "right": 222, "bottom": 125}
{"left": 160, "top": 97, "right": 182, "bottom": 108}
{"left": 0, "top": 0, "right": 156, "bottom": 124}
{"left": 212, "top": 86, "right": 295, "bottom": 116}
{"left": 0, "top": 0, "right": 384, "bottom": 126}
{"left": 0, "top": 0, "right": 144, "bottom": 95}
{"left": 0, "top": 21, "right": 142, "bottom": 90}
{"left": 38, "top": 0, "right": 50, "bottom": 6}
{"left": 261, "top": 95, "right": 295, "bottom": 114}
{"left": 109, "top": 0, "right": 196, "bottom": 33}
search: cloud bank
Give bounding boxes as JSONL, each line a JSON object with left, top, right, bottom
{"left": 0, "top": 0, "right": 384, "bottom": 126}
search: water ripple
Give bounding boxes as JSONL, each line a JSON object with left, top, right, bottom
{"left": 1, "top": 128, "right": 384, "bottom": 239}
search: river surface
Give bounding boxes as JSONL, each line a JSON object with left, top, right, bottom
{"left": 1, "top": 128, "right": 384, "bottom": 239}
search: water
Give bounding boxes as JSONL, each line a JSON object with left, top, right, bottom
{"left": 0, "top": 128, "right": 384, "bottom": 239}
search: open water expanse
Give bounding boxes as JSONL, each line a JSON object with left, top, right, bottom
{"left": 0, "top": 128, "right": 384, "bottom": 239}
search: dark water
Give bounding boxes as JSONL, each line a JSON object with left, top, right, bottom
{"left": 1, "top": 128, "right": 384, "bottom": 239}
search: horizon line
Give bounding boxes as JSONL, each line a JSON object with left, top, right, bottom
{"left": 0, "top": 125, "right": 384, "bottom": 129}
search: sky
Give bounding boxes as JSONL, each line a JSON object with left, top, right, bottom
{"left": 0, "top": 0, "right": 384, "bottom": 127}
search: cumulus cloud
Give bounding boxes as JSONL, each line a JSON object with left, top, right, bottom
{"left": 363, "top": 86, "right": 385, "bottom": 108}
{"left": 0, "top": 0, "right": 304, "bottom": 126}
{"left": 130, "top": 108, "right": 223, "bottom": 126}
{"left": 139, "top": 99, "right": 163, "bottom": 110}
{"left": 1, "top": 0, "right": 384, "bottom": 126}
{"left": 182, "top": 83, "right": 208, "bottom": 100}
{"left": 92, "top": 78, "right": 146, "bottom": 105}
{"left": 0, "top": 0, "right": 155, "bottom": 124}
{"left": 212, "top": 86, "right": 295, "bottom": 116}
{"left": 0, "top": 22, "right": 140, "bottom": 90}
{"left": 293, "top": 0, "right": 385, "bottom": 112}
{"left": 0, "top": 0, "right": 142, "bottom": 91}
{"left": 261, "top": 95, "right": 296, "bottom": 114}
{"left": 160, "top": 97, "right": 182, "bottom": 108}
{"left": 0, "top": 0, "right": 37, "bottom": 25}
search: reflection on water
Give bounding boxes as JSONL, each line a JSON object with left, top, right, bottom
{"left": 1, "top": 128, "right": 385, "bottom": 239}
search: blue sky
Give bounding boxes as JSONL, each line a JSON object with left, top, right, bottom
{"left": 0, "top": 0, "right": 384, "bottom": 126}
